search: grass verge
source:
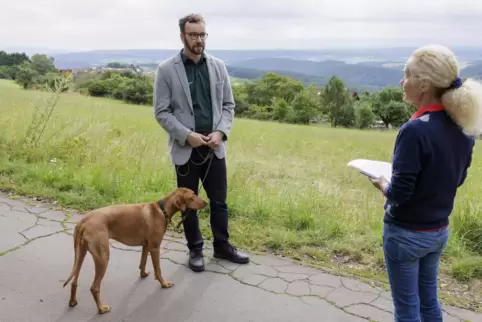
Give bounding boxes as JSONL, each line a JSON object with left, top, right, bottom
{"left": 1, "top": 79, "right": 482, "bottom": 309}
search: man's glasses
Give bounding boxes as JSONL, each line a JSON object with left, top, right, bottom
{"left": 185, "top": 32, "right": 208, "bottom": 40}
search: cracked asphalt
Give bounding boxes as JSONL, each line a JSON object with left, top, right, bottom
{"left": 1, "top": 196, "right": 481, "bottom": 322}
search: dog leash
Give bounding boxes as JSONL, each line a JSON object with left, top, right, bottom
{"left": 173, "top": 147, "right": 215, "bottom": 232}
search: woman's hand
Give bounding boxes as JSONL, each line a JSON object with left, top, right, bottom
{"left": 368, "top": 176, "right": 389, "bottom": 195}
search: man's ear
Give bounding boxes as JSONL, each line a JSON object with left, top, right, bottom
{"left": 174, "top": 195, "right": 187, "bottom": 213}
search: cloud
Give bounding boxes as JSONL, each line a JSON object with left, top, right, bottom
{"left": 1, "top": 0, "right": 481, "bottom": 51}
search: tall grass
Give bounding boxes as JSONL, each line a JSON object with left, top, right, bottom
{"left": 1, "top": 79, "right": 482, "bottom": 283}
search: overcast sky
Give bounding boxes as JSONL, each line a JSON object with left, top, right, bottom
{"left": 1, "top": 0, "right": 482, "bottom": 51}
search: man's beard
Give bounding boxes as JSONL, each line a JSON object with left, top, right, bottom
{"left": 188, "top": 42, "right": 204, "bottom": 55}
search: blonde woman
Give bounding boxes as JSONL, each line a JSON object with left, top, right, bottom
{"left": 370, "top": 45, "right": 482, "bottom": 321}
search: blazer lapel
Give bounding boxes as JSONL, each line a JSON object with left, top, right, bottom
{"left": 206, "top": 55, "right": 219, "bottom": 131}
{"left": 207, "top": 59, "right": 217, "bottom": 100}
{"left": 174, "top": 57, "right": 193, "bottom": 112}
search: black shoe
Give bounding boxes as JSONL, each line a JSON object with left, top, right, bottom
{"left": 213, "top": 243, "right": 250, "bottom": 264}
{"left": 188, "top": 249, "right": 205, "bottom": 272}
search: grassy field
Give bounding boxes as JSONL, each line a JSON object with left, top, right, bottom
{"left": 1, "top": 79, "right": 482, "bottom": 307}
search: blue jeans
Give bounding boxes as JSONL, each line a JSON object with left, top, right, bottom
{"left": 383, "top": 222, "right": 449, "bottom": 322}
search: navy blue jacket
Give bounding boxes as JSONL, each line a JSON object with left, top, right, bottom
{"left": 383, "top": 110, "right": 475, "bottom": 231}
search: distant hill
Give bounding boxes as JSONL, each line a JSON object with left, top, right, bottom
{"left": 226, "top": 58, "right": 482, "bottom": 90}
{"left": 226, "top": 65, "right": 385, "bottom": 91}
{"left": 227, "top": 65, "right": 326, "bottom": 86}
{"left": 133, "top": 63, "right": 383, "bottom": 91}
{"left": 51, "top": 48, "right": 417, "bottom": 69}
{"left": 48, "top": 47, "right": 482, "bottom": 69}
{"left": 42, "top": 47, "right": 482, "bottom": 91}
{"left": 227, "top": 58, "right": 404, "bottom": 89}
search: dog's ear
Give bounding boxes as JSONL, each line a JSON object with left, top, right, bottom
{"left": 174, "top": 194, "right": 187, "bottom": 213}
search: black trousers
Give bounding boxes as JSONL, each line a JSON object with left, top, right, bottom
{"left": 175, "top": 145, "right": 229, "bottom": 251}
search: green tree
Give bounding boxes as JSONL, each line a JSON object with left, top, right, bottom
{"left": 354, "top": 101, "right": 375, "bottom": 129}
{"left": 248, "top": 72, "right": 304, "bottom": 107}
{"left": 0, "top": 65, "right": 18, "bottom": 80}
{"left": 290, "top": 85, "right": 321, "bottom": 124}
{"left": 120, "top": 70, "right": 135, "bottom": 78}
{"left": 103, "top": 73, "right": 126, "bottom": 95}
{"left": 378, "top": 86, "right": 403, "bottom": 102}
{"left": 122, "top": 77, "right": 153, "bottom": 105}
{"left": 336, "top": 103, "right": 356, "bottom": 128}
{"left": 322, "top": 76, "right": 352, "bottom": 127}
{"left": 248, "top": 104, "right": 272, "bottom": 120}
{"left": 386, "top": 101, "right": 412, "bottom": 127}
{"left": 106, "top": 62, "right": 127, "bottom": 68}
{"left": 372, "top": 86, "right": 412, "bottom": 127}
{"left": 232, "top": 84, "right": 250, "bottom": 116}
{"left": 88, "top": 80, "right": 108, "bottom": 97}
{"left": 111, "top": 80, "right": 127, "bottom": 100}
{"left": 271, "top": 97, "right": 291, "bottom": 121}
{"left": 0, "top": 51, "right": 30, "bottom": 66}
{"left": 30, "top": 54, "right": 56, "bottom": 75}
{"left": 15, "top": 61, "right": 39, "bottom": 89}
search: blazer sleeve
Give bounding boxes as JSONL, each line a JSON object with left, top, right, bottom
{"left": 153, "top": 64, "right": 192, "bottom": 146}
{"left": 215, "top": 61, "right": 235, "bottom": 141}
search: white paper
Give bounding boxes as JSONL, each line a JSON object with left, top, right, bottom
{"left": 347, "top": 159, "right": 393, "bottom": 182}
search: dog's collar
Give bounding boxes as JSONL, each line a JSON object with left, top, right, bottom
{"left": 157, "top": 199, "right": 187, "bottom": 231}
{"left": 157, "top": 199, "right": 169, "bottom": 221}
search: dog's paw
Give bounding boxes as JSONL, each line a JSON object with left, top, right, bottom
{"left": 69, "top": 300, "right": 78, "bottom": 307}
{"left": 98, "top": 305, "right": 111, "bottom": 314}
{"left": 161, "top": 281, "right": 174, "bottom": 288}
{"left": 140, "top": 271, "right": 150, "bottom": 278}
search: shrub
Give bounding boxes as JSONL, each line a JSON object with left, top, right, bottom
{"left": 354, "top": 101, "right": 375, "bottom": 129}
{"left": 336, "top": 103, "right": 356, "bottom": 128}
{"left": 88, "top": 80, "right": 109, "bottom": 97}
{"left": 121, "top": 77, "right": 153, "bottom": 105}
{"left": 0, "top": 65, "right": 17, "bottom": 80}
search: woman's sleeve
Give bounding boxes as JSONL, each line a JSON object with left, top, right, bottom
{"left": 383, "top": 123, "right": 425, "bottom": 205}
{"left": 458, "top": 138, "right": 475, "bottom": 187}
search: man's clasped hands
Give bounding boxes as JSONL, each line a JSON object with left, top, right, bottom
{"left": 187, "top": 131, "right": 224, "bottom": 149}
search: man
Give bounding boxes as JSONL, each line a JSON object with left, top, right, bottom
{"left": 153, "top": 13, "right": 250, "bottom": 272}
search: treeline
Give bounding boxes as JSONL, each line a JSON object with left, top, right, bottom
{"left": 232, "top": 72, "right": 416, "bottom": 129}
{"left": 0, "top": 51, "right": 64, "bottom": 90}
{"left": 74, "top": 69, "right": 154, "bottom": 105}
{"left": 0, "top": 51, "right": 31, "bottom": 81}
{"left": 78, "top": 69, "right": 414, "bottom": 129}
{"left": 0, "top": 51, "right": 152, "bottom": 105}
{"left": 3, "top": 50, "right": 416, "bottom": 129}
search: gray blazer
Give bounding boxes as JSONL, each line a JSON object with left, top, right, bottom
{"left": 153, "top": 51, "right": 235, "bottom": 166}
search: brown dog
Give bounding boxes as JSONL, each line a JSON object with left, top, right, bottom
{"left": 62, "top": 187, "right": 207, "bottom": 314}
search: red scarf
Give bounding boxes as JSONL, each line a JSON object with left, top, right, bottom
{"left": 409, "top": 104, "right": 445, "bottom": 121}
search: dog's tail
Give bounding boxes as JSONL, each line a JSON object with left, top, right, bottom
{"left": 62, "top": 224, "right": 83, "bottom": 288}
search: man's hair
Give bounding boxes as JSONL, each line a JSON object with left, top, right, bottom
{"left": 179, "top": 14, "right": 205, "bottom": 33}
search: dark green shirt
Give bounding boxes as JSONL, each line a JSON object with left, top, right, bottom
{"left": 181, "top": 51, "right": 213, "bottom": 133}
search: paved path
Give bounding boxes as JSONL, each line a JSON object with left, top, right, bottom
{"left": 1, "top": 196, "right": 481, "bottom": 322}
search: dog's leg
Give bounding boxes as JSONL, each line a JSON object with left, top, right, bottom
{"left": 69, "top": 245, "right": 87, "bottom": 307}
{"left": 139, "top": 245, "right": 150, "bottom": 278}
{"left": 150, "top": 247, "right": 173, "bottom": 288}
{"left": 89, "top": 239, "right": 111, "bottom": 314}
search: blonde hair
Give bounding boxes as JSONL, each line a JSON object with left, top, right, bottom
{"left": 407, "top": 44, "right": 482, "bottom": 136}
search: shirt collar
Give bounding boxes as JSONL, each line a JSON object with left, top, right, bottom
{"left": 409, "top": 104, "right": 445, "bottom": 121}
{"left": 180, "top": 49, "right": 206, "bottom": 64}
